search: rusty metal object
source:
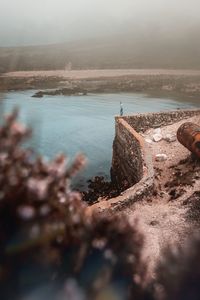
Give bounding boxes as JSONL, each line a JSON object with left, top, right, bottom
{"left": 177, "top": 122, "right": 200, "bottom": 158}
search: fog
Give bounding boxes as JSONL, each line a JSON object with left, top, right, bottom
{"left": 1, "top": 0, "right": 200, "bottom": 46}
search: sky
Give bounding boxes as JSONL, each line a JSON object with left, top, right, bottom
{"left": 0, "top": 0, "right": 200, "bottom": 46}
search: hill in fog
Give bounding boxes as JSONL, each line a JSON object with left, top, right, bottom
{"left": 1, "top": 29, "right": 200, "bottom": 72}
{"left": 1, "top": 0, "right": 200, "bottom": 72}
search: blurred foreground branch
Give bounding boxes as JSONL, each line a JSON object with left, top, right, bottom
{"left": 0, "top": 110, "right": 148, "bottom": 300}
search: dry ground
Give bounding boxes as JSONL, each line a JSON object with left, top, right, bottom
{"left": 4, "top": 69, "right": 200, "bottom": 79}
{"left": 124, "top": 115, "right": 200, "bottom": 281}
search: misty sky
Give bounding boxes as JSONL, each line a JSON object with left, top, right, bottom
{"left": 0, "top": 0, "right": 200, "bottom": 46}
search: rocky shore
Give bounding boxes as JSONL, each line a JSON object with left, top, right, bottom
{"left": 1, "top": 70, "right": 200, "bottom": 103}
{"left": 82, "top": 176, "right": 123, "bottom": 204}
{"left": 32, "top": 88, "right": 88, "bottom": 98}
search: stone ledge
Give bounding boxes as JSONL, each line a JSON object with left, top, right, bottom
{"left": 123, "top": 108, "right": 200, "bottom": 133}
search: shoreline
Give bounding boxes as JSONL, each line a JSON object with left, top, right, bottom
{"left": 4, "top": 69, "right": 200, "bottom": 79}
{"left": 1, "top": 69, "right": 200, "bottom": 104}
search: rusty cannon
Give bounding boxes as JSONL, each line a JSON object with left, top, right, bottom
{"left": 177, "top": 122, "right": 200, "bottom": 158}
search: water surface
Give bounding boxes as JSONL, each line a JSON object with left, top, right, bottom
{"left": 0, "top": 91, "right": 198, "bottom": 188}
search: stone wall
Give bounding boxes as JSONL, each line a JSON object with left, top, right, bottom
{"left": 122, "top": 109, "right": 200, "bottom": 133}
{"left": 89, "top": 117, "right": 154, "bottom": 213}
{"left": 111, "top": 118, "right": 143, "bottom": 189}
{"left": 88, "top": 108, "right": 200, "bottom": 214}
{"left": 111, "top": 109, "right": 200, "bottom": 193}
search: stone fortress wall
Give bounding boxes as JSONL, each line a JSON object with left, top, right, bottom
{"left": 90, "top": 109, "right": 200, "bottom": 213}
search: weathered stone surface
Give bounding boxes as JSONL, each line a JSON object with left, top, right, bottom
{"left": 155, "top": 153, "right": 168, "bottom": 162}
{"left": 111, "top": 119, "right": 143, "bottom": 189}
{"left": 164, "top": 133, "right": 176, "bottom": 143}
{"left": 154, "top": 128, "right": 162, "bottom": 134}
{"left": 153, "top": 133, "right": 163, "bottom": 142}
{"left": 32, "top": 91, "right": 43, "bottom": 98}
{"left": 145, "top": 138, "right": 153, "bottom": 144}
{"left": 123, "top": 109, "right": 200, "bottom": 133}
{"left": 101, "top": 109, "right": 200, "bottom": 213}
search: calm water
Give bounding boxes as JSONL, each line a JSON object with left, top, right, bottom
{"left": 0, "top": 90, "right": 199, "bottom": 188}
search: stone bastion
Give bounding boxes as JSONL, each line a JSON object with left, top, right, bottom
{"left": 90, "top": 108, "right": 200, "bottom": 213}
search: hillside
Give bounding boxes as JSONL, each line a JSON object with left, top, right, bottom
{"left": 1, "top": 31, "right": 200, "bottom": 72}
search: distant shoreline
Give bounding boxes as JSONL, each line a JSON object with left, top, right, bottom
{"left": 4, "top": 69, "right": 200, "bottom": 79}
{"left": 1, "top": 69, "right": 200, "bottom": 104}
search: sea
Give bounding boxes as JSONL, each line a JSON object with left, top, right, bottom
{"left": 0, "top": 90, "right": 199, "bottom": 188}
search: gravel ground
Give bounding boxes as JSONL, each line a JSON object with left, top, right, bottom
{"left": 124, "top": 115, "right": 200, "bottom": 281}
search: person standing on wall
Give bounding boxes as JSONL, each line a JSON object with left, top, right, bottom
{"left": 120, "top": 102, "right": 123, "bottom": 116}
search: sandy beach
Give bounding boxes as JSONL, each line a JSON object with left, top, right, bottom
{"left": 4, "top": 69, "right": 200, "bottom": 79}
